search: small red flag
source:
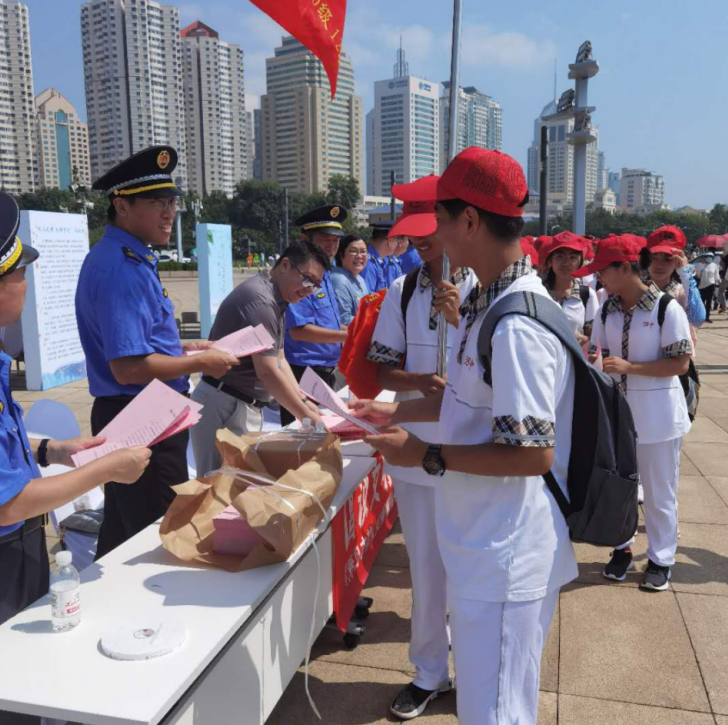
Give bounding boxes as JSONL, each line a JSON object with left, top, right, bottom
{"left": 247, "top": 0, "right": 347, "bottom": 99}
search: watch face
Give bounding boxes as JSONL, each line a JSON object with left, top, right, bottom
{"left": 423, "top": 447, "right": 445, "bottom": 476}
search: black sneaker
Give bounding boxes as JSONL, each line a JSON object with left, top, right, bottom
{"left": 603, "top": 548, "right": 634, "bottom": 581}
{"left": 641, "top": 560, "right": 671, "bottom": 591}
{"left": 390, "top": 682, "right": 451, "bottom": 720}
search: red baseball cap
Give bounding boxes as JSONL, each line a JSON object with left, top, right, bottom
{"left": 521, "top": 238, "right": 539, "bottom": 267}
{"left": 388, "top": 199, "right": 437, "bottom": 239}
{"left": 394, "top": 148, "right": 528, "bottom": 218}
{"left": 573, "top": 234, "right": 646, "bottom": 277}
{"left": 646, "top": 225, "right": 687, "bottom": 256}
{"left": 543, "top": 231, "right": 587, "bottom": 261}
{"left": 534, "top": 235, "right": 551, "bottom": 251}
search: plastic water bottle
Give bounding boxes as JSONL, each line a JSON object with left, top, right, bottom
{"left": 50, "top": 551, "right": 81, "bottom": 632}
{"left": 300, "top": 417, "right": 314, "bottom": 434}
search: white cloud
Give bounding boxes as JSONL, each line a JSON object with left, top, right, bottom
{"left": 461, "top": 25, "right": 557, "bottom": 69}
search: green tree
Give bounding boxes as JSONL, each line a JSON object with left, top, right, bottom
{"left": 200, "top": 191, "right": 231, "bottom": 225}
{"left": 326, "top": 174, "right": 360, "bottom": 211}
{"left": 708, "top": 203, "right": 728, "bottom": 234}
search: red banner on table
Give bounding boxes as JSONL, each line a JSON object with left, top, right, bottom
{"left": 332, "top": 455, "right": 398, "bottom": 631}
{"left": 246, "top": 0, "right": 347, "bottom": 98}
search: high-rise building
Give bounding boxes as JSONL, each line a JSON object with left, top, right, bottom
{"left": 365, "top": 108, "right": 375, "bottom": 196}
{"left": 252, "top": 108, "right": 262, "bottom": 181}
{"left": 526, "top": 99, "right": 599, "bottom": 207}
{"left": 620, "top": 168, "right": 665, "bottom": 211}
{"left": 81, "top": 0, "right": 188, "bottom": 187}
{"left": 608, "top": 170, "right": 621, "bottom": 205}
{"left": 597, "top": 151, "right": 608, "bottom": 190}
{"left": 245, "top": 110, "right": 254, "bottom": 181}
{"left": 260, "top": 36, "right": 363, "bottom": 195}
{"left": 440, "top": 83, "right": 502, "bottom": 171}
{"left": 369, "top": 44, "right": 440, "bottom": 197}
{"left": 0, "top": 1, "right": 36, "bottom": 194}
{"left": 35, "top": 89, "right": 91, "bottom": 190}
{"left": 181, "top": 21, "right": 247, "bottom": 197}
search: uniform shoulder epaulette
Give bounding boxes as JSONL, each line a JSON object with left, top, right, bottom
{"left": 121, "top": 245, "right": 142, "bottom": 264}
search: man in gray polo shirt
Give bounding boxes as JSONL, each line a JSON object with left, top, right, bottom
{"left": 190, "top": 241, "right": 328, "bottom": 475}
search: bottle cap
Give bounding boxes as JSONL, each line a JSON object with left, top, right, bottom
{"left": 56, "top": 551, "right": 72, "bottom": 567}
{"left": 315, "top": 420, "right": 326, "bottom": 433}
{"left": 302, "top": 417, "right": 311, "bottom": 427}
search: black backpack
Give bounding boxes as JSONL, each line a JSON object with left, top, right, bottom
{"left": 478, "top": 291, "right": 639, "bottom": 548}
{"left": 601, "top": 293, "right": 700, "bottom": 422}
{"left": 400, "top": 265, "right": 422, "bottom": 338}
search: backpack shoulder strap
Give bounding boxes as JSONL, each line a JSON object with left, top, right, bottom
{"left": 657, "top": 292, "right": 674, "bottom": 328}
{"left": 579, "top": 284, "right": 590, "bottom": 310}
{"left": 478, "top": 290, "right": 585, "bottom": 386}
{"left": 400, "top": 265, "right": 422, "bottom": 337}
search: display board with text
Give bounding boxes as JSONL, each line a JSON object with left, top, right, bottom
{"left": 197, "top": 224, "right": 234, "bottom": 339}
{"left": 20, "top": 211, "right": 89, "bottom": 390}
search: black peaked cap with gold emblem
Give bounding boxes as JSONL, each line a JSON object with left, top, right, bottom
{"left": 0, "top": 192, "right": 38, "bottom": 279}
{"left": 92, "top": 145, "right": 183, "bottom": 200}
{"left": 295, "top": 204, "right": 348, "bottom": 237}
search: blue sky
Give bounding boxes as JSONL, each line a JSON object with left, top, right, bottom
{"left": 25, "top": 0, "right": 728, "bottom": 209}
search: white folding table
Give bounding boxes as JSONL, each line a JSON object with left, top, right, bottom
{"left": 0, "top": 456, "right": 375, "bottom": 725}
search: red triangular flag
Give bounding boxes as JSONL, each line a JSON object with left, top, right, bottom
{"left": 247, "top": 0, "right": 347, "bottom": 99}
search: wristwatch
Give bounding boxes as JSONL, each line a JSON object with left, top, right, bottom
{"left": 422, "top": 444, "right": 446, "bottom": 477}
{"left": 37, "top": 439, "right": 50, "bottom": 468}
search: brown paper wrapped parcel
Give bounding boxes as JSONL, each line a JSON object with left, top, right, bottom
{"left": 160, "top": 428, "right": 343, "bottom": 572}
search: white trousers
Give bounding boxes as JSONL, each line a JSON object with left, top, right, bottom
{"left": 393, "top": 479, "right": 450, "bottom": 691}
{"left": 190, "top": 380, "right": 263, "bottom": 477}
{"left": 449, "top": 589, "right": 559, "bottom": 725}
{"left": 618, "top": 438, "right": 681, "bottom": 567}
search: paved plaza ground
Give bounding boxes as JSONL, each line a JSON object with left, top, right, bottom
{"left": 17, "top": 276, "right": 728, "bottom": 724}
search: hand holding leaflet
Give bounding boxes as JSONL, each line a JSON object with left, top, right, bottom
{"left": 299, "top": 367, "right": 380, "bottom": 435}
{"left": 72, "top": 380, "right": 202, "bottom": 467}
{"left": 186, "top": 325, "right": 274, "bottom": 358}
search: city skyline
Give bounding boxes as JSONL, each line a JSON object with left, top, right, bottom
{"left": 12, "top": 0, "right": 728, "bottom": 209}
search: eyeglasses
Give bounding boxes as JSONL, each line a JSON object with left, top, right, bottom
{"left": 346, "top": 249, "right": 368, "bottom": 257}
{"left": 292, "top": 263, "right": 321, "bottom": 290}
{"left": 143, "top": 197, "right": 179, "bottom": 213}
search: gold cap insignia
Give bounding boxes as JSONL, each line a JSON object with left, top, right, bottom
{"left": 331, "top": 206, "right": 340, "bottom": 219}
{"left": 157, "top": 150, "right": 171, "bottom": 170}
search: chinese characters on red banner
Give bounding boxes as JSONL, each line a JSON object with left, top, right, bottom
{"left": 245, "top": 0, "right": 347, "bottom": 98}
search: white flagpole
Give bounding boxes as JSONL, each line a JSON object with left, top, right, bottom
{"left": 437, "top": 0, "right": 463, "bottom": 377}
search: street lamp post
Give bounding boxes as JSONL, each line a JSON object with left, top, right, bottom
{"left": 542, "top": 42, "right": 599, "bottom": 236}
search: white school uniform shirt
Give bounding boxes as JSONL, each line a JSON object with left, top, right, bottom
{"left": 546, "top": 278, "right": 599, "bottom": 337}
{"left": 581, "top": 272, "right": 598, "bottom": 291}
{"left": 435, "top": 257, "right": 578, "bottom": 604}
{"left": 698, "top": 262, "right": 719, "bottom": 289}
{"left": 367, "top": 265, "right": 477, "bottom": 487}
{"left": 589, "top": 283, "right": 692, "bottom": 445}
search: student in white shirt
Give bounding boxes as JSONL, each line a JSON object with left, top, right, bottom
{"left": 541, "top": 231, "right": 599, "bottom": 347}
{"left": 696, "top": 253, "right": 720, "bottom": 322}
{"left": 353, "top": 148, "right": 578, "bottom": 725}
{"left": 583, "top": 235, "right": 692, "bottom": 591}
{"left": 366, "top": 181, "right": 477, "bottom": 720}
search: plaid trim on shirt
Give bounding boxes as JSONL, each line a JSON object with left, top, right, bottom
{"left": 602, "top": 283, "right": 663, "bottom": 392}
{"left": 663, "top": 339, "right": 693, "bottom": 358}
{"left": 366, "top": 341, "right": 405, "bottom": 367}
{"left": 545, "top": 276, "right": 585, "bottom": 302}
{"left": 419, "top": 264, "right": 471, "bottom": 331}
{"left": 493, "top": 415, "right": 556, "bottom": 448}
{"left": 664, "top": 279, "right": 681, "bottom": 297}
{"left": 457, "top": 256, "right": 533, "bottom": 364}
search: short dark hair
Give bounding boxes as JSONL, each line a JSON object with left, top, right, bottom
{"left": 276, "top": 239, "right": 330, "bottom": 272}
{"left": 107, "top": 196, "right": 136, "bottom": 221}
{"left": 605, "top": 260, "right": 641, "bottom": 275}
{"left": 336, "top": 233, "right": 365, "bottom": 265}
{"left": 438, "top": 198, "right": 525, "bottom": 242}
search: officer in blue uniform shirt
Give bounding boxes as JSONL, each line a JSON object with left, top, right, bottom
{"left": 280, "top": 205, "right": 349, "bottom": 426}
{"left": 75, "top": 146, "right": 238, "bottom": 559}
{"left": 360, "top": 221, "right": 403, "bottom": 292}
{"left": 0, "top": 193, "right": 151, "bottom": 641}
{"left": 397, "top": 237, "right": 423, "bottom": 275}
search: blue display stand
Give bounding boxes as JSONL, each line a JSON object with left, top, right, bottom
{"left": 197, "top": 224, "right": 234, "bottom": 339}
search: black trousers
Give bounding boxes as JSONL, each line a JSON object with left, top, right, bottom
{"left": 279, "top": 364, "right": 336, "bottom": 427}
{"left": 0, "top": 518, "right": 49, "bottom": 628}
{"left": 700, "top": 284, "right": 716, "bottom": 321}
{"left": 92, "top": 396, "right": 190, "bottom": 560}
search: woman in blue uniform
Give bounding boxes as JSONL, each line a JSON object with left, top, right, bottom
{"left": 0, "top": 192, "right": 151, "bottom": 631}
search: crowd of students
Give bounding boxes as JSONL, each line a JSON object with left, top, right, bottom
{"left": 0, "top": 141, "right": 710, "bottom": 725}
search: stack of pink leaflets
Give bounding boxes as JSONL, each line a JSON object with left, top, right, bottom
{"left": 71, "top": 379, "right": 203, "bottom": 467}
{"left": 319, "top": 414, "right": 367, "bottom": 440}
{"left": 185, "top": 324, "right": 274, "bottom": 358}
{"left": 212, "top": 505, "right": 267, "bottom": 556}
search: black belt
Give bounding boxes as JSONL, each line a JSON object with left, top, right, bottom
{"left": 201, "top": 376, "right": 267, "bottom": 409}
{"left": 0, "top": 515, "right": 43, "bottom": 547}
